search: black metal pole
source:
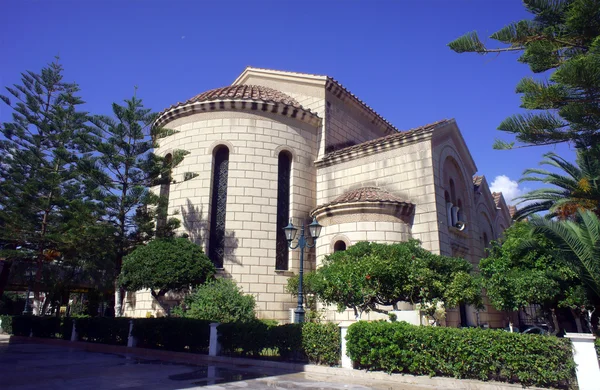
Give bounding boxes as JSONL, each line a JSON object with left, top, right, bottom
{"left": 22, "top": 269, "right": 31, "bottom": 315}
{"left": 294, "top": 225, "right": 306, "bottom": 323}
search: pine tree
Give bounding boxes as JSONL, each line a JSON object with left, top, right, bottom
{"left": 448, "top": 0, "right": 600, "bottom": 149}
{"left": 83, "top": 95, "right": 186, "bottom": 316}
{"left": 0, "top": 59, "right": 90, "bottom": 313}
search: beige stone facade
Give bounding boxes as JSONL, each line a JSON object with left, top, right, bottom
{"left": 123, "top": 67, "right": 513, "bottom": 328}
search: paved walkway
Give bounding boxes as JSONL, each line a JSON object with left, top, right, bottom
{"left": 0, "top": 338, "right": 432, "bottom": 389}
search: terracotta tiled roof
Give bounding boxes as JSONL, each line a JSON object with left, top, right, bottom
{"left": 237, "top": 67, "right": 400, "bottom": 133}
{"left": 508, "top": 205, "right": 517, "bottom": 218}
{"left": 317, "top": 119, "right": 451, "bottom": 167}
{"left": 188, "top": 85, "right": 303, "bottom": 108}
{"left": 473, "top": 175, "right": 484, "bottom": 187}
{"left": 492, "top": 192, "right": 503, "bottom": 207}
{"left": 319, "top": 187, "right": 411, "bottom": 209}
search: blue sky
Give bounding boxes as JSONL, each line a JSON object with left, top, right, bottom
{"left": 1, "top": 0, "right": 575, "bottom": 204}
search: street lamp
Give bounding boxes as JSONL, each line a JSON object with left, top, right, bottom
{"left": 22, "top": 266, "right": 33, "bottom": 315}
{"left": 284, "top": 217, "right": 322, "bottom": 323}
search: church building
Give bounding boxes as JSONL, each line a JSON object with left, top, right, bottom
{"left": 124, "top": 67, "right": 513, "bottom": 328}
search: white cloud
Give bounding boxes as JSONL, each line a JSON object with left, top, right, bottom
{"left": 489, "top": 175, "right": 530, "bottom": 205}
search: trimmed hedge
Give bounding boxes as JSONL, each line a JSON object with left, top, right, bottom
{"left": 75, "top": 317, "right": 130, "bottom": 345}
{"left": 346, "top": 321, "right": 576, "bottom": 389}
{"left": 218, "top": 320, "right": 340, "bottom": 365}
{"left": 132, "top": 318, "right": 211, "bottom": 353}
{"left": 0, "top": 315, "right": 72, "bottom": 339}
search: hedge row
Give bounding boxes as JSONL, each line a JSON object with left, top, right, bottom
{"left": 132, "top": 318, "right": 211, "bottom": 352}
{"left": 346, "top": 321, "right": 576, "bottom": 389}
{"left": 218, "top": 321, "right": 340, "bottom": 366}
{"left": 75, "top": 317, "right": 130, "bottom": 345}
{"left": 0, "top": 315, "right": 72, "bottom": 339}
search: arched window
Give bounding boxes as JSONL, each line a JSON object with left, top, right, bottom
{"left": 333, "top": 241, "right": 346, "bottom": 252}
{"left": 457, "top": 199, "right": 464, "bottom": 222}
{"left": 449, "top": 179, "right": 456, "bottom": 204}
{"left": 157, "top": 153, "right": 172, "bottom": 235}
{"left": 276, "top": 151, "right": 292, "bottom": 270}
{"left": 209, "top": 146, "right": 229, "bottom": 268}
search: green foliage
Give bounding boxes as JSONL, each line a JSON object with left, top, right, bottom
{"left": 218, "top": 320, "right": 271, "bottom": 357}
{"left": 301, "top": 322, "right": 340, "bottom": 366}
{"left": 0, "top": 315, "right": 13, "bottom": 334}
{"left": 218, "top": 320, "right": 340, "bottom": 365}
{"left": 528, "top": 210, "right": 600, "bottom": 305}
{"left": 176, "top": 279, "right": 255, "bottom": 323}
{"left": 346, "top": 321, "right": 576, "bottom": 388}
{"left": 132, "top": 318, "right": 211, "bottom": 353}
{"left": 449, "top": 0, "right": 600, "bottom": 149}
{"left": 480, "top": 222, "right": 587, "bottom": 332}
{"left": 513, "top": 146, "right": 600, "bottom": 220}
{"left": 0, "top": 315, "right": 72, "bottom": 339}
{"left": 119, "top": 238, "right": 215, "bottom": 298}
{"left": 75, "top": 317, "right": 130, "bottom": 345}
{"left": 0, "top": 59, "right": 107, "bottom": 309}
{"left": 311, "top": 240, "right": 481, "bottom": 321}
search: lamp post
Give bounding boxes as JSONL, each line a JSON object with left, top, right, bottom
{"left": 22, "top": 266, "right": 33, "bottom": 315}
{"left": 284, "top": 217, "right": 322, "bottom": 323}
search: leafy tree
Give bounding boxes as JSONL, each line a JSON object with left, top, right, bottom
{"left": 119, "top": 238, "right": 215, "bottom": 301}
{"left": 0, "top": 59, "right": 92, "bottom": 312}
{"left": 83, "top": 95, "right": 187, "bottom": 315}
{"left": 480, "top": 222, "right": 589, "bottom": 333}
{"left": 514, "top": 145, "right": 600, "bottom": 220}
{"left": 174, "top": 278, "right": 256, "bottom": 323}
{"left": 528, "top": 209, "right": 600, "bottom": 330}
{"left": 449, "top": 0, "right": 600, "bottom": 149}
{"left": 309, "top": 240, "right": 481, "bottom": 322}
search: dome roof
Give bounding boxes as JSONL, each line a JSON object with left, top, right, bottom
{"left": 155, "top": 84, "right": 319, "bottom": 128}
{"left": 314, "top": 186, "right": 413, "bottom": 212}
{"left": 189, "top": 85, "right": 302, "bottom": 108}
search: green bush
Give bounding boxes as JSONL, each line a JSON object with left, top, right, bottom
{"left": 346, "top": 321, "right": 576, "bottom": 389}
{"left": 271, "top": 323, "right": 303, "bottom": 360}
{"left": 176, "top": 279, "right": 256, "bottom": 323}
{"left": 0, "top": 314, "right": 13, "bottom": 334}
{"left": 302, "top": 322, "right": 340, "bottom": 366}
{"left": 218, "top": 321, "right": 339, "bottom": 365}
{"left": 75, "top": 317, "right": 130, "bottom": 345}
{"left": 218, "top": 320, "right": 272, "bottom": 357}
{"left": 31, "top": 316, "right": 61, "bottom": 338}
{"left": 11, "top": 315, "right": 33, "bottom": 336}
{"left": 132, "top": 318, "right": 211, "bottom": 353}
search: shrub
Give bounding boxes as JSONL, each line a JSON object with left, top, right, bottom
{"left": 271, "top": 323, "right": 303, "bottom": 360}
{"left": 302, "top": 322, "right": 340, "bottom": 366}
{"left": 0, "top": 314, "right": 13, "bottom": 334}
{"left": 75, "top": 317, "right": 130, "bottom": 345}
{"left": 11, "top": 315, "right": 33, "bottom": 336}
{"left": 30, "top": 316, "right": 61, "bottom": 338}
{"left": 178, "top": 279, "right": 256, "bottom": 323}
{"left": 119, "top": 237, "right": 215, "bottom": 298}
{"left": 218, "top": 320, "right": 272, "bottom": 357}
{"left": 132, "top": 318, "right": 211, "bottom": 353}
{"left": 346, "top": 321, "right": 576, "bottom": 389}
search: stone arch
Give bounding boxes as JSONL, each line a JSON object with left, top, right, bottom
{"left": 273, "top": 145, "right": 298, "bottom": 162}
{"left": 207, "top": 139, "right": 235, "bottom": 156}
{"left": 329, "top": 234, "right": 351, "bottom": 253}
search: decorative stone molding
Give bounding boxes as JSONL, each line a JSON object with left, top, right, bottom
{"left": 207, "top": 140, "right": 235, "bottom": 156}
{"left": 329, "top": 234, "right": 351, "bottom": 252}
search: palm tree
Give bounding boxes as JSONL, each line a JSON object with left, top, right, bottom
{"left": 528, "top": 210, "right": 599, "bottom": 331}
{"left": 513, "top": 147, "right": 600, "bottom": 221}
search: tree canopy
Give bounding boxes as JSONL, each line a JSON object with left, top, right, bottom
{"left": 309, "top": 240, "right": 481, "bottom": 321}
{"left": 513, "top": 145, "right": 600, "bottom": 220}
{"left": 480, "top": 222, "right": 589, "bottom": 333}
{"left": 119, "top": 238, "right": 215, "bottom": 299}
{"left": 449, "top": 0, "right": 600, "bottom": 149}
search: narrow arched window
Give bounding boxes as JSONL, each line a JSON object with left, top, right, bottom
{"left": 209, "top": 146, "right": 229, "bottom": 268}
{"left": 334, "top": 241, "right": 346, "bottom": 252}
{"left": 449, "top": 179, "right": 456, "bottom": 204}
{"left": 157, "top": 153, "right": 172, "bottom": 236}
{"left": 276, "top": 151, "right": 292, "bottom": 270}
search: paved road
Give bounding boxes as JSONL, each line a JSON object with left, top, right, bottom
{"left": 0, "top": 339, "right": 431, "bottom": 390}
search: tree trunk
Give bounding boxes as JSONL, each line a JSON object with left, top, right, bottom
{"left": 0, "top": 260, "right": 12, "bottom": 298}
{"left": 114, "top": 281, "right": 123, "bottom": 317}
{"left": 550, "top": 309, "right": 560, "bottom": 336}
{"left": 570, "top": 308, "right": 584, "bottom": 333}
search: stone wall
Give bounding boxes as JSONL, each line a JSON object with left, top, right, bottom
{"left": 125, "top": 110, "right": 319, "bottom": 322}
